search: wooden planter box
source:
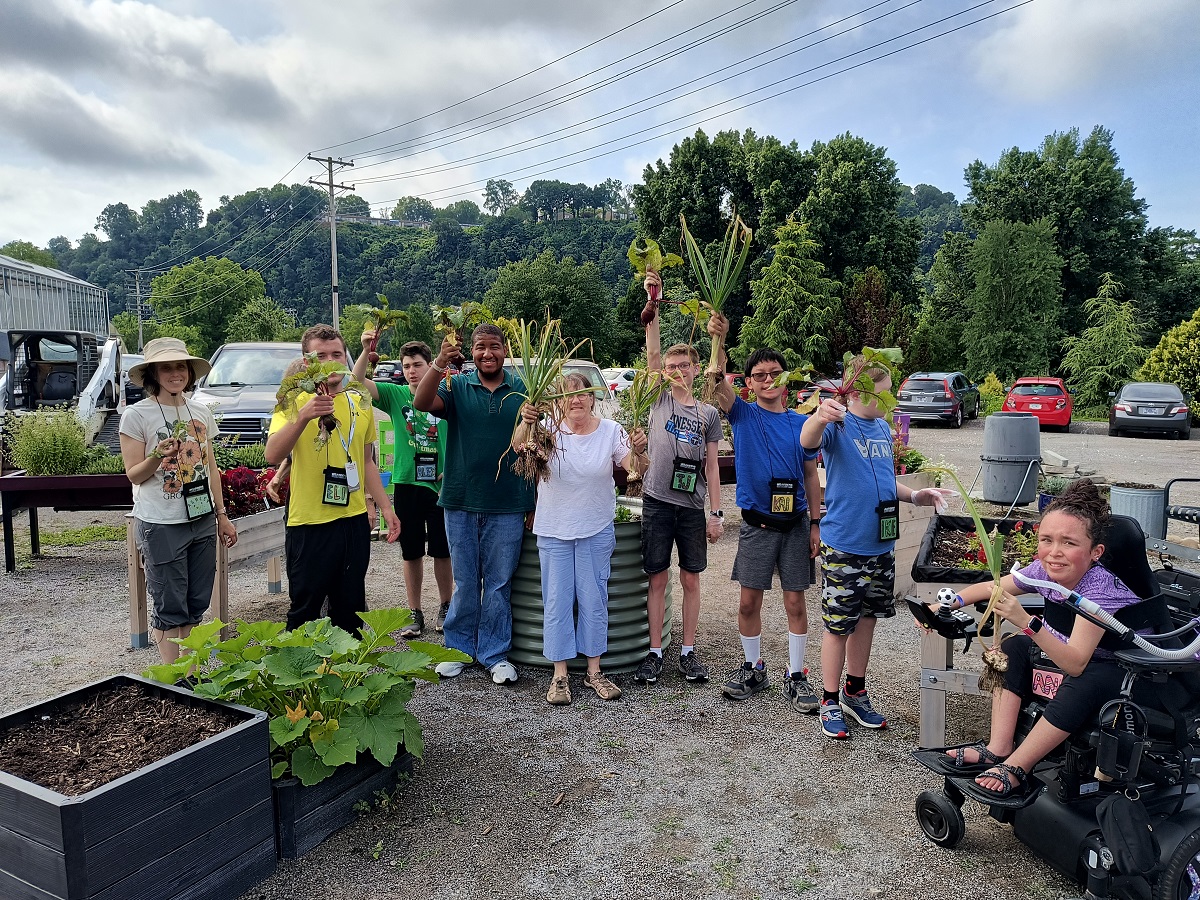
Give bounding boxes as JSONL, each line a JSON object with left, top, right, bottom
{"left": 0, "top": 674, "right": 275, "bottom": 900}
{"left": 0, "top": 471, "right": 132, "bottom": 572}
{"left": 127, "top": 506, "right": 286, "bottom": 649}
{"left": 894, "top": 472, "right": 936, "bottom": 600}
{"left": 274, "top": 752, "right": 414, "bottom": 859}
{"left": 907, "top": 514, "right": 1036, "bottom": 603}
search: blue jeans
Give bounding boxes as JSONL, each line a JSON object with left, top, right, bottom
{"left": 443, "top": 510, "right": 525, "bottom": 669}
{"left": 537, "top": 525, "right": 616, "bottom": 662}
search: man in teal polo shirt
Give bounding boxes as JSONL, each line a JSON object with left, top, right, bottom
{"left": 413, "top": 323, "right": 535, "bottom": 684}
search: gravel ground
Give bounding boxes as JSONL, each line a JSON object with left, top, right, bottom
{"left": 1, "top": 421, "right": 1195, "bottom": 900}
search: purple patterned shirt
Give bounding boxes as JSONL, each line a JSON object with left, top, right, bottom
{"left": 1013, "top": 561, "right": 1141, "bottom": 660}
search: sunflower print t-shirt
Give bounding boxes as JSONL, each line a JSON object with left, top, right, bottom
{"left": 120, "top": 397, "right": 221, "bottom": 525}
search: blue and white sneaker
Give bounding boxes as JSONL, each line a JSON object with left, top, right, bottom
{"left": 820, "top": 700, "right": 850, "bottom": 740}
{"left": 839, "top": 688, "right": 887, "bottom": 729}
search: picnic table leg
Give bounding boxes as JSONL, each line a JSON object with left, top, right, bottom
{"left": 28, "top": 508, "right": 40, "bottom": 558}
{"left": 127, "top": 525, "right": 149, "bottom": 649}
{"left": 918, "top": 629, "right": 954, "bottom": 749}
{"left": 2, "top": 501, "right": 15, "bottom": 573}
{"left": 214, "top": 538, "right": 231, "bottom": 640}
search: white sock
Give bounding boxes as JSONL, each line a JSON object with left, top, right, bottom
{"left": 681, "top": 645, "right": 694, "bottom": 656}
{"left": 649, "top": 647, "right": 663, "bottom": 658}
{"left": 788, "top": 632, "right": 808, "bottom": 675}
{"left": 740, "top": 633, "right": 761, "bottom": 665}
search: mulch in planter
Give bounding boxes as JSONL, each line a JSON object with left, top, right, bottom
{"left": 912, "top": 515, "right": 1038, "bottom": 585}
{"left": 0, "top": 682, "right": 243, "bottom": 795}
{"left": 927, "top": 528, "right": 1031, "bottom": 572}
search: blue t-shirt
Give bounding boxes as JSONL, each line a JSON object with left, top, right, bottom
{"left": 820, "top": 412, "right": 897, "bottom": 556}
{"left": 727, "top": 397, "right": 814, "bottom": 516}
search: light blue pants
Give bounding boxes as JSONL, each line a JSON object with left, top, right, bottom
{"left": 537, "top": 524, "right": 616, "bottom": 663}
{"left": 443, "top": 511, "right": 525, "bottom": 669}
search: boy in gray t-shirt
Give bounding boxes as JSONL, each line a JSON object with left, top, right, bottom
{"left": 633, "top": 270, "right": 724, "bottom": 687}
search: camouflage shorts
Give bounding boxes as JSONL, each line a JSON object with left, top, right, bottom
{"left": 820, "top": 544, "right": 896, "bottom": 635}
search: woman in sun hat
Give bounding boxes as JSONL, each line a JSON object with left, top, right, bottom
{"left": 119, "top": 337, "right": 237, "bottom": 664}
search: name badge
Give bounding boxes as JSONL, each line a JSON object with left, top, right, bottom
{"left": 769, "top": 477, "right": 798, "bottom": 515}
{"left": 182, "top": 478, "right": 215, "bottom": 521}
{"left": 415, "top": 451, "right": 438, "bottom": 483}
{"left": 323, "top": 466, "right": 350, "bottom": 506}
{"left": 343, "top": 460, "right": 361, "bottom": 492}
{"left": 877, "top": 499, "right": 900, "bottom": 542}
{"left": 671, "top": 456, "right": 700, "bottom": 494}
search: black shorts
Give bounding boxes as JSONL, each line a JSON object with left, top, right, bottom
{"left": 641, "top": 494, "right": 707, "bottom": 575}
{"left": 394, "top": 483, "right": 450, "bottom": 561}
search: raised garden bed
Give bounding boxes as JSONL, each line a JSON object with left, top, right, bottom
{"left": 0, "top": 674, "right": 275, "bottom": 900}
{"left": 911, "top": 515, "right": 1039, "bottom": 586}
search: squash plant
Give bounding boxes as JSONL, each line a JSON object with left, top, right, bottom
{"left": 144, "top": 610, "right": 469, "bottom": 786}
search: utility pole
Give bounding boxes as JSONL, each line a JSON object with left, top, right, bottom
{"left": 125, "top": 269, "right": 146, "bottom": 350}
{"left": 308, "top": 155, "right": 354, "bottom": 330}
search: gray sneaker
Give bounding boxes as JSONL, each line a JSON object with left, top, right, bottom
{"left": 435, "top": 601, "right": 450, "bottom": 634}
{"left": 782, "top": 668, "right": 820, "bottom": 713}
{"left": 722, "top": 660, "right": 768, "bottom": 700}
{"left": 633, "top": 651, "right": 665, "bottom": 685}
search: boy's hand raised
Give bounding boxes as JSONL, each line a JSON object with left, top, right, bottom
{"left": 815, "top": 397, "right": 846, "bottom": 425}
{"left": 706, "top": 312, "right": 729, "bottom": 339}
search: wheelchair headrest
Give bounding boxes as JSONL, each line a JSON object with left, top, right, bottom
{"left": 1098, "top": 515, "right": 1159, "bottom": 601}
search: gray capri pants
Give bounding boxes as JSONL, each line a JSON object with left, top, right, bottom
{"left": 134, "top": 517, "right": 218, "bottom": 630}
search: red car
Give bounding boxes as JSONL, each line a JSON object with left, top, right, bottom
{"left": 1004, "top": 377, "right": 1072, "bottom": 431}
{"left": 725, "top": 373, "right": 751, "bottom": 401}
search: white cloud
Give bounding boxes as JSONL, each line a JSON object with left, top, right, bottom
{"left": 972, "top": 0, "right": 1200, "bottom": 100}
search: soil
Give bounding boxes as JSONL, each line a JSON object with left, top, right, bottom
{"left": 928, "top": 523, "right": 1033, "bottom": 571}
{"left": 1112, "top": 482, "right": 1160, "bottom": 490}
{"left": 0, "top": 682, "right": 244, "bottom": 796}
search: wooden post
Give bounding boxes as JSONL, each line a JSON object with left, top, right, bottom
{"left": 267, "top": 556, "right": 283, "bottom": 594}
{"left": 127, "top": 522, "right": 149, "bottom": 649}
{"left": 212, "top": 538, "right": 231, "bottom": 640}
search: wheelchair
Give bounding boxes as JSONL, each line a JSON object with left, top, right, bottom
{"left": 910, "top": 515, "right": 1200, "bottom": 900}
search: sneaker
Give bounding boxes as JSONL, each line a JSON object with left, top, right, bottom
{"left": 489, "top": 660, "right": 518, "bottom": 685}
{"left": 584, "top": 671, "right": 622, "bottom": 701}
{"left": 820, "top": 700, "right": 850, "bottom": 739}
{"left": 722, "top": 660, "right": 768, "bottom": 700}
{"left": 399, "top": 609, "right": 424, "bottom": 639}
{"left": 782, "top": 668, "right": 820, "bottom": 714}
{"left": 546, "top": 675, "right": 571, "bottom": 705}
{"left": 840, "top": 688, "right": 887, "bottom": 729}
{"left": 678, "top": 650, "right": 710, "bottom": 683}
{"left": 632, "top": 651, "right": 664, "bottom": 685}
{"left": 435, "top": 659, "right": 468, "bottom": 678}
{"left": 435, "top": 601, "right": 451, "bottom": 633}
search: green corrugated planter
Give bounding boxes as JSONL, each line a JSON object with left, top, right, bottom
{"left": 509, "top": 499, "right": 673, "bottom": 673}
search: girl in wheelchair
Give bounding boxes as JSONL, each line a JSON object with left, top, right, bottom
{"left": 934, "top": 480, "right": 1151, "bottom": 797}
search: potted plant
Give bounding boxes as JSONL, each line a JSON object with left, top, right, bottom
{"left": 0, "top": 673, "right": 276, "bottom": 900}
{"left": 1109, "top": 481, "right": 1166, "bottom": 540}
{"left": 1038, "top": 475, "right": 1072, "bottom": 513}
{"left": 143, "top": 611, "right": 467, "bottom": 858}
{"left": 509, "top": 497, "right": 673, "bottom": 672}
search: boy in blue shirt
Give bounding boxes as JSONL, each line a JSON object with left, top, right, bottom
{"left": 800, "top": 358, "right": 950, "bottom": 739}
{"left": 708, "top": 315, "right": 821, "bottom": 711}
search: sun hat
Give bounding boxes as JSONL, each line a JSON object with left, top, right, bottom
{"left": 127, "top": 337, "right": 211, "bottom": 387}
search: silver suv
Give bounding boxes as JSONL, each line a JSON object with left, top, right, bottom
{"left": 191, "top": 342, "right": 302, "bottom": 445}
{"left": 503, "top": 358, "right": 618, "bottom": 418}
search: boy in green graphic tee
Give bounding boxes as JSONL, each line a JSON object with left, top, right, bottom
{"left": 354, "top": 337, "right": 452, "bottom": 638}
{"left": 799, "top": 356, "right": 951, "bottom": 740}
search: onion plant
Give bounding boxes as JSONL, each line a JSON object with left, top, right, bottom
{"left": 616, "top": 368, "right": 676, "bottom": 495}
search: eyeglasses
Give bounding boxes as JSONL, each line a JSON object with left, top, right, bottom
{"left": 747, "top": 371, "right": 784, "bottom": 383}
{"left": 663, "top": 363, "right": 694, "bottom": 372}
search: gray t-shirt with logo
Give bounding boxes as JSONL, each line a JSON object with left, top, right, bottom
{"left": 642, "top": 392, "right": 722, "bottom": 510}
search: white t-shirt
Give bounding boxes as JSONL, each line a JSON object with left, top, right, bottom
{"left": 119, "top": 396, "right": 220, "bottom": 525}
{"left": 534, "top": 418, "right": 630, "bottom": 541}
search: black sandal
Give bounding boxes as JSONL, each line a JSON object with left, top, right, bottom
{"left": 949, "top": 742, "right": 1007, "bottom": 769}
{"left": 976, "top": 763, "right": 1027, "bottom": 797}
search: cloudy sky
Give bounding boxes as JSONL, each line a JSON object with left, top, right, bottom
{"left": 1, "top": 0, "right": 1197, "bottom": 247}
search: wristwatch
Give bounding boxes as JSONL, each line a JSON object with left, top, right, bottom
{"left": 709, "top": 510, "right": 723, "bottom": 518}
{"left": 1022, "top": 616, "right": 1044, "bottom": 637}
{"left": 810, "top": 518, "right": 821, "bottom": 526}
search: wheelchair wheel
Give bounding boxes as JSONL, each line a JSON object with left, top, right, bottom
{"left": 916, "top": 790, "right": 965, "bottom": 848}
{"left": 1154, "top": 827, "right": 1200, "bottom": 900}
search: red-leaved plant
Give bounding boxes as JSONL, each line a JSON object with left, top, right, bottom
{"left": 221, "top": 466, "right": 284, "bottom": 519}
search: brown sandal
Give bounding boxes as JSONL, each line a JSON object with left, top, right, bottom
{"left": 547, "top": 675, "right": 572, "bottom": 705}
{"left": 584, "top": 671, "right": 622, "bottom": 701}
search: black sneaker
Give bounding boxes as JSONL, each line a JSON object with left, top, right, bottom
{"left": 678, "top": 650, "right": 710, "bottom": 683}
{"left": 781, "top": 668, "right": 820, "bottom": 713}
{"left": 400, "top": 609, "right": 424, "bottom": 639}
{"left": 435, "top": 601, "right": 450, "bottom": 634}
{"left": 722, "top": 660, "right": 768, "bottom": 700}
{"left": 633, "top": 651, "right": 664, "bottom": 685}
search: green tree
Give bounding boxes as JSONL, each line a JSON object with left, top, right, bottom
{"left": 443, "top": 200, "right": 481, "bottom": 225}
{"left": 111, "top": 312, "right": 204, "bottom": 354}
{"left": 964, "top": 219, "right": 1063, "bottom": 381}
{"left": 1061, "top": 274, "right": 1147, "bottom": 410}
{"left": 1, "top": 240, "right": 58, "bottom": 268}
{"left": 736, "top": 220, "right": 840, "bottom": 371}
{"left": 148, "top": 257, "right": 267, "bottom": 356}
{"left": 225, "top": 295, "right": 298, "bottom": 343}
{"left": 908, "top": 231, "right": 973, "bottom": 373}
{"left": 337, "top": 195, "right": 372, "bottom": 217}
{"left": 484, "top": 250, "right": 617, "bottom": 363}
{"left": 392, "top": 197, "right": 435, "bottom": 222}
{"left": 964, "top": 126, "right": 1147, "bottom": 330}
{"left": 483, "top": 179, "right": 519, "bottom": 216}
{"left": 1139, "top": 305, "right": 1200, "bottom": 417}
{"left": 837, "top": 267, "right": 909, "bottom": 359}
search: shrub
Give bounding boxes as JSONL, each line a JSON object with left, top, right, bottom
{"left": 978, "top": 372, "right": 1006, "bottom": 416}
{"left": 1139, "top": 307, "right": 1200, "bottom": 421}
{"left": 3, "top": 408, "right": 89, "bottom": 475}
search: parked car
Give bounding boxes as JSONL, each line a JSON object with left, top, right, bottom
{"left": 504, "top": 358, "right": 618, "bottom": 418}
{"left": 895, "top": 371, "right": 980, "bottom": 428}
{"left": 1004, "top": 377, "right": 1072, "bottom": 431}
{"left": 1109, "top": 382, "right": 1192, "bottom": 439}
{"left": 795, "top": 378, "right": 840, "bottom": 408}
{"left": 602, "top": 367, "right": 636, "bottom": 394}
{"left": 372, "top": 362, "right": 399, "bottom": 381}
{"left": 121, "top": 353, "right": 145, "bottom": 406}
{"left": 191, "top": 342, "right": 303, "bottom": 445}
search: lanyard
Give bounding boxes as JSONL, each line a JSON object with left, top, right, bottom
{"left": 849, "top": 414, "right": 890, "bottom": 502}
{"left": 332, "top": 394, "right": 357, "bottom": 461}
